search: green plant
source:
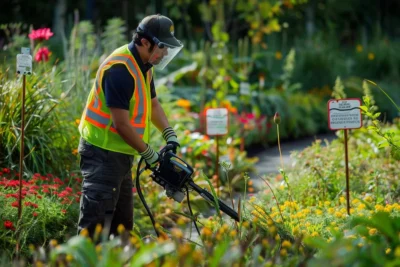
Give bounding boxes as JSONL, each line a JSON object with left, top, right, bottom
{"left": 360, "top": 80, "right": 400, "bottom": 160}
{"left": 0, "top": 69, "right": 78, "bottom": 176}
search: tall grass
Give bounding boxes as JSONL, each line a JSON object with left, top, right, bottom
{"left": 0, "top": 68, "right": 77, "bottom": 176}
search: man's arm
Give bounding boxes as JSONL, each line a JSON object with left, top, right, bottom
{"left": 151, "top": 97, "right": 171, "bottom": 131}
{"left": 110, "top": 107, "right": 147, "bottom": 153}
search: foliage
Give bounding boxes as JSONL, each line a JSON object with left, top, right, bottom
{"left": 101, "top": 18, "right": 128, "bottom": 57}
{"left": 305, "top": 212, "right": 400, "bottom": 266}
{"left": 0, "top": 69, "right": 78, "bottom": 176}
{"left": 0, "top": 169, "right": 80, "bottom": 259}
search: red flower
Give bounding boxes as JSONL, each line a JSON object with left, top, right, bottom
{"left": 61, "top": 209, "right": 67, "bottom": 214}
{"left": 33, "top": 212, "right": 38, "bottom": 217}
{"left": 28, "top": 28, "right": 53, "bottom": 41}
{"left": 34, "top": 47, "right": 51, "bottom": 62}
{"left": 4, "top": 220, "right": 15, "bottom": 230}
{"left": 11, "top": 201, "right": 19, "bottom": 208}
{"left": 2, "top": 168, "right": 10, "bottom": 174}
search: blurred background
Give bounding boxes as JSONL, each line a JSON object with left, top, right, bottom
{"left": 1, "top": 0, "right": 400, "bottom": 174}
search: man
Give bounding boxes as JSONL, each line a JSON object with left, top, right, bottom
{"left": 77, "top": 14, "right": 183, "bottom": 237}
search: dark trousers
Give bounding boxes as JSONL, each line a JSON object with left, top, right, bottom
{"left": 77, "top": 137, "right": 134, "bottom": 237}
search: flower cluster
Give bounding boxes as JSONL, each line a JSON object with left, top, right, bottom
{"left": 1, "top": 170, "right": 82, "bottom": 234}
{"left": 28, "top": 28, "right": 53, "bottom": 62}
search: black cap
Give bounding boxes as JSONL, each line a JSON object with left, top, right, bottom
{"left": 137, "top": 14, "right": 182, "bottom": 48}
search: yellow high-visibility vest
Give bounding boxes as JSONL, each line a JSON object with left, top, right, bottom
{"left": 78, "top": 44, "right": 152, "bottom": 155}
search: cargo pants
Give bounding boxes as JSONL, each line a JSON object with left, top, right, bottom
{"left": 77, "top": 137, "right": 134, "bottom": 237}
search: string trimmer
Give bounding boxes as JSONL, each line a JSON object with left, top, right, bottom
{"left": 135, "top": 144, "right": 240, "bottom": 237}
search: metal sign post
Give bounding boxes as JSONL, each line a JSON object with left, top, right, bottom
{"left": 16, "top": 47, "right": 32, "bottom": 256}
{"left": 206, "top": 108, "right": 229, "bottom": 196}
{"left": 328, "top": 98, "right": 362, "bottom": 215}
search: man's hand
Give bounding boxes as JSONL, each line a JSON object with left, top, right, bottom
{"left": 139, "top": 145, "right": 160, "bottom": 168}
{"left": 162, "top": 126, "right": 180, "bottom": 154}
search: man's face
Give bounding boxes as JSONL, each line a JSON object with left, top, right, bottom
{"left": 148, "top": 47, "right": 168, "bottom": 65}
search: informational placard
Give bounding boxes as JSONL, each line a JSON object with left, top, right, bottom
{"left": 206, "top": 108, "right": 229, "bottom": 136}
{"left": 328, "top": 99, "right": 362, "bottom": 130}
{"left": 16, "top": 47, "right": 32, "bottom": 75}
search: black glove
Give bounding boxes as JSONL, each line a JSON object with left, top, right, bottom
{"left": 162, "top": 126, "right": 180, "bottom": 154}
{"left": 139, "top": 144, "right": 160, "bottom": 168}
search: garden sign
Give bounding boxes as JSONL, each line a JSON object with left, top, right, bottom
{"left": 16, "top": 47, "right": 32, "bottom": 256}
{"left": 328, "top": 98, "right": 362, "bottom": 215}
{"left": 206, "top": 108, "right": 229, "bottom": 195}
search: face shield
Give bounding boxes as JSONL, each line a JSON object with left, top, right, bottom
{"left": 148, "top": 41, "right": 183, "bottom": 70}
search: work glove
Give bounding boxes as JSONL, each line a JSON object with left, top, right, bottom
{"left": 139, "top": 144, "right": 160, "bottom": 168}
{"left": 162, "top": 126, "right": 180, "bottom": 154}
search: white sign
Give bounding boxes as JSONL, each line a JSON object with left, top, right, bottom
{"left": 328, "top": 99, "right": 362, "bottom": 130}
{"left": 16, "top": 47, "right": 32, "bottom": 75}
{"left": 206, "top": 108, "right": 229, "bottom": 136}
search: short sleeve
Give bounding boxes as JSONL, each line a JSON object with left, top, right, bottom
{"left": 102, "top": 64, "right": 135, "bottom": 110}
{"left": 150, "top": 78, "right": 156, "bottom": 99}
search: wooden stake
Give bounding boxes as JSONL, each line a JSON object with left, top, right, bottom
{"left": 344, "top": 129, "right": 351, "bottom": 215}
{"left": 216, "top": 135, "right": 220, "bottom": 196}
{"left": 16, "top": 74, "right": 26, "bottom": 256}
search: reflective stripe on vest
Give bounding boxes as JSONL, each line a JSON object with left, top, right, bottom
{"left": 83, "top": 54, "right": 151, "bottom": 137}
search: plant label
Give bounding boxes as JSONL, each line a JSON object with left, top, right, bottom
{"left": 206, "top": 108, "right": 229, "bottom": 136}
{"left": 328, "top": 99, "right": 362, "bottom": 130}
{"left": 17, "top": 47, "right": 32, "bottom": 75}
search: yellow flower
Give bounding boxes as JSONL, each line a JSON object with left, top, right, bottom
{"left": 177, "top": 217, "right": 186, "bottom": 226}
{"left": 340, "top": 196, "right": 346, "bottom": 204}
{"left": 229, "top": 230, "right": 237, "bottom": 238}
{"left": 80, "top": 228, "right": 89, "bottom": 237}
{"left": 335, "top": 211, "right": 343, "bottom": 219}
{"left": 275, "top": 51, "right": 282, "bottom": 60}
{"left": 171, "top": 228, "right": 183, "bottom": 239}
{"left": 375, "top": 204, "right": 384, "bottom": 211}
{"left": 66, "top": 254, "right": 73, "bottom": 262}
{"left": 369, "top": 228, "right": 377, "bottom": 235}
{"left": 201, "top": 227, "right": 212, "bottom": 237}
{"left": 386, "top": 248, "right": 391, "bottom": 254}
{"left": 49, "top": 239, "right": 58, "bottom": 247}
{"left": 192, "top": 250, "right": 203, "bottom": 264}
{"left": 176, "top": 99, "right": 191, "bottom": 109}
{"left": 394, "top": 246, "right": 400, "bottom": 258}
{"left": 316, "top": 209, "right": 323, "bottom": 215}
{"left": 75, "top": 119, "right": 81, "bottom": 125}
{"left": 72, "top": 149, "right": 78, "bottom": 155}
{"left": 280, "top": 248, "right": 288, "bottom": 257}
{"left": 178, "top": 243, "right": 192, "bottom": 257}
{"left": 311, "top": 232, "right": 319, "bottom": 237}
{"left": 356, "top": 44, "right": 363, "bottom": 52}
{"left": 95, "top": 224, "right": 102, "bottom": 234}
{"left": 282, "top": 240, "right": 291, "bottom": 248}
{"left": 117, "top": 224, "right": 125, "bottom": 234}
{"left": 368, "top": 53, "right": 375, "bottom": 60}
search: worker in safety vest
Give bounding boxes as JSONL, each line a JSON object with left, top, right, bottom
{"left": 77, "top": 14, "right": 183, "bottom": 237}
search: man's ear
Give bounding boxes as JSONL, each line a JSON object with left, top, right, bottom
{"left": 141, "top": 38, "right": 151, "bottom": 48}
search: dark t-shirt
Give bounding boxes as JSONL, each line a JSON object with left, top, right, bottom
{"left": 102, "top": 42, "right": 156, "bottom": 110}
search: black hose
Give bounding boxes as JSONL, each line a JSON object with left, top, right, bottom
{"left": 186, "top": 187, "right": 201, "bottom": 237}
{"left": 136, "top": 157, "right": 160, "bottom": 237}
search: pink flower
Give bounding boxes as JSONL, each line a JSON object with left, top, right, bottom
{"left": 29, "top": 28, "right": 53, "bottom": 41}
{"left": 34, "top": 47, "right": 51, "bottom": 62}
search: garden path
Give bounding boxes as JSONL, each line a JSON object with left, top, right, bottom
{"left": 248, "top": 132, "right": 337, "bottom": 192}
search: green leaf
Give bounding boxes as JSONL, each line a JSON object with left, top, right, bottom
{"left": 129, "top": 242, "right": 175, "bottom": 266}
{"left": 303, "top": 236, "right": 328, "bottom": 249}
{"left": 210, "top": 240, "right": 230, "bottom": 267}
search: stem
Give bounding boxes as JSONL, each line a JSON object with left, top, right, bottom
{"left": 277, "top": 125, "right": 284, "bottom": 169}
{"left": 365, "top": 79, "right": 400, "bottom": 112}
{"left": 259, "top": 176, "right": 285, "bottom": 224}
